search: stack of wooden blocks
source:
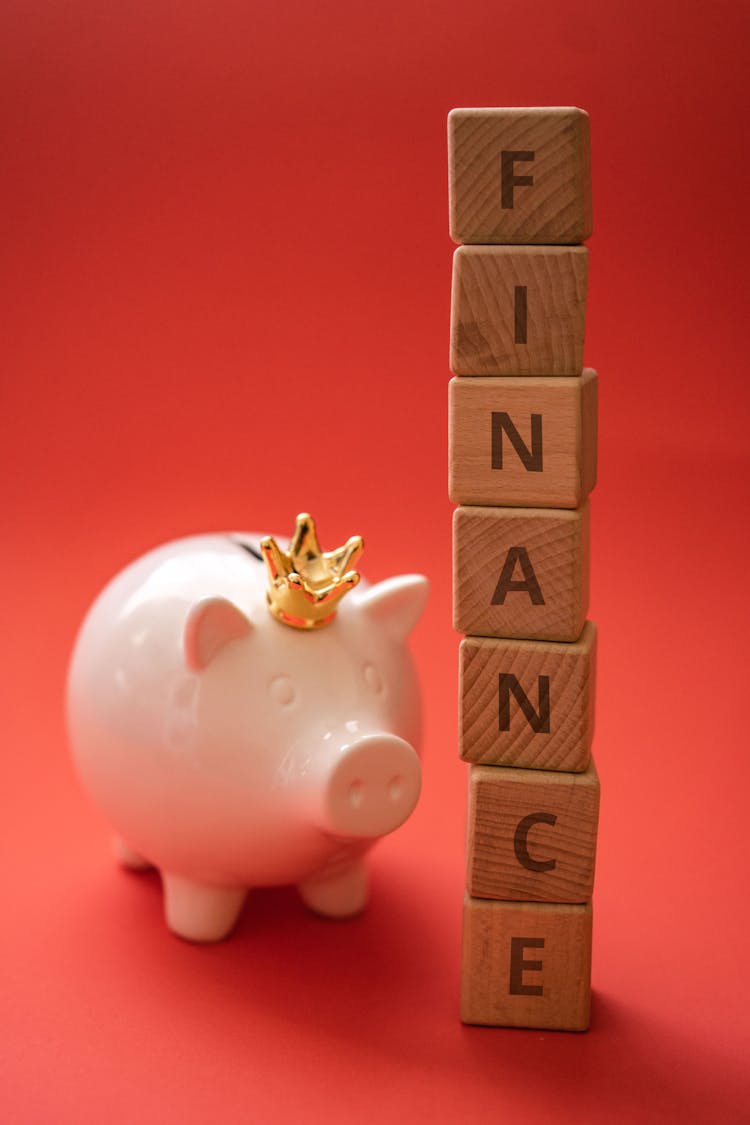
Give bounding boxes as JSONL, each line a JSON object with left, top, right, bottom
{"left": 448, "top": 107, "right": 600, "bottom": 1031}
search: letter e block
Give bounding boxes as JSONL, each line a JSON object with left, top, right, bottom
{"left": 450, "top": 246, "right": 588, "bottom": 376}
{"left": 448, "top": 107, "right": 592, "bottom": 245}
{"left": 459, "top": 623, "right": 596, "bottom": 771}
{"left": 453, "top": 504, "right": 589, "bottom": 642}
{"left": 461, "top": 897, "right": 592, "bottom": 1030}
{"left": 466, "top": 758, "right": 599, "bottom": 902}
{"left": 449, "top": 371, "right": 597, "bottom": 508}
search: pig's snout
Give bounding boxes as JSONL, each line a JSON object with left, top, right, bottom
{"left": 320, "top": 734, "right": 421, "bottom": 839}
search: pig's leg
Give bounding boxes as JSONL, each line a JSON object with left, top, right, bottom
{"left": 297, "top": 858, "right": 368, "bottom": 918}
{"left": 112, "top": 835, "right": 153, "bottom": 871}
{"left": 161, "top": 873, "right": 247, "bottom": 942}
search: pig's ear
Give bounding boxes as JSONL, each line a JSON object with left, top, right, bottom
{"left": 356, "top": 575, "right": 429, "bottom": 641}
{"left": 184, "top": 598, "right": 252, "bottom": 671}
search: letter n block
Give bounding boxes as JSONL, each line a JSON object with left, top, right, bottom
{"left": 448, "top": 107, "right": 592, "bottom": 245}
{"left": 449, "top": 371, "right": 597, "bottom": 508}
{"left": 461, "top": 897, "right": 592, "bottom": 1030}
{"left": 453, "top": 504, "right": 589, "bottom": 642}
{"left": 450, "top": 246, "right": 588, "bottom": 376}
{"left": 459, "top": 622, "right": 596, "bottom": 771}
{"left": 466, "top": 758, "right": 599, "bottom": 902}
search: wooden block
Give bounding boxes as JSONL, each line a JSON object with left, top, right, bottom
{"left": 459, "top": 623, "right": 596, "bottom": 771}
{"left": 448, "top": 107, "right": 592, "bottom": 245}
{"left": 450, "top": 246, "right": 588, "bottom": 376}
{"left": 461, "top": 896, "right": 592, "bottom": 1030}
{"left": 449, "top": 371, "right": 597, "bottom": 508}
{"left": 466, "top": 757, "right": 599, "bottom": 902}
{"left": 453, "top": 504, "right": 589, "bottom": 642}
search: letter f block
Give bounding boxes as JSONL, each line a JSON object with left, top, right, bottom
{"left": 448, "top": 107, "right": 592, "bottom": 245}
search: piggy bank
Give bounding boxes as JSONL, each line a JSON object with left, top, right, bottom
{"left": 67, "top": 513, "right": 428, "bottom": 942}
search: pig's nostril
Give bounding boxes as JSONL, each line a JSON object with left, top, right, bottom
{"left": 348, "top": 779, "right": 365, "bottom": 809}
{"left": 388, "top": 776, "right": 404, "bottom": 802}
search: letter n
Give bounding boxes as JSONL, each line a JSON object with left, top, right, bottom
{"left": 491, "top": 547, "right": 545, "bottom": 605}
{"left": 498, "top": 674, "right": 550, "bottom": 733}
{"left": 491, "top": 412, "right": 543, "bottom": 472}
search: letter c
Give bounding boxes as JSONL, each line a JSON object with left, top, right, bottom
{"left": 514, "top": 812, "right": 557, "bottom": 872}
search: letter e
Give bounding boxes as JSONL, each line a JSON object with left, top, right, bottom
{"left": 509, "top": 937, "right": 545, "bottom": 996}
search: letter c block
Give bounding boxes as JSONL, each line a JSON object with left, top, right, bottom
{"left": 466, "top": 758, "right": 600, "bottom": 903}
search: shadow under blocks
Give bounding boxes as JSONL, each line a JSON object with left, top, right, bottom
{"left": 448, "top": 106, "right": 599, "bottom": 1030}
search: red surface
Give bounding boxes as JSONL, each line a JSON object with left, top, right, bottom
{"left": 3, "top": 2, "right": 749, "bottom": 1121}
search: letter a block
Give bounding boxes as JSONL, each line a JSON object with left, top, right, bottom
{"left": 453, "top": 503, "right": 589, "bottom": 641}
{"left": 461, "top": 897, "right": 592, "bottom": 1030}
{"left": 450, "top": 246, "right": 588, "bottom": 376}
{"left": 459, "top": 623, "right": 596, "bottom": 771}
{"left": 449, "top": 371, "right": 597, "bottom": 508}
{"left": 448, "top": 107, "right": 592, "bottom": 245}
{"left": 466, "top": 758, "right": 599, "bottom": 902}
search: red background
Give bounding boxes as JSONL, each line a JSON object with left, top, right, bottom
{"left": 3, "top": 2, "right": 749, "bottom": 1121}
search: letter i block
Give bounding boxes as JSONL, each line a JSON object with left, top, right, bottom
{"left": 466, "top": 758, "right": 599, "bottom": 902}
{"left": 448, "top": 107, "right": 592, "bottom": 245}
{"left": 450, "top": 246, "right": 588, "bottom": 376}
{"left": 460, "top": 623, "right": 596, "bottom": 771}
{"left": 449, "top": 371, "right": 597, "bottom": 508}
{"left": 461, "top": 897, "right": 592, "bottom": 1030}
{"left": 453, "top": 503, "right": 589, "bottom": 642}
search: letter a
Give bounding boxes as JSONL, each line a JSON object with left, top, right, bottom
{"left": 491, "top": 547, "right": 545, "bottom": 605}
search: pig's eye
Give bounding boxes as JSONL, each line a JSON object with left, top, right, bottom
{"left": 362, "top": 663, "right": 383, "bottom": 694}
{"left": 269, "top": 675, "right": 295, "bottom": 706}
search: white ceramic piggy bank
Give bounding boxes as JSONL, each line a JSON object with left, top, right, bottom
{"left": 67, "top": 513, "right": 428, "bottom": 942}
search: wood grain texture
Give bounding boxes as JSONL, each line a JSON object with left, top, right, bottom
{"left": 453, "top": 503, "right": 590, "bottom": 641}
{"left": 448, "top": 107, "right": 592, "bottom": 245}
{"left": 449, "top": 371, "right": 597, "bottom": 508}
{"left": 461, "top": 896, "right": 592, "bottom": 1029}
{"left": 466, "top": 757, "right": 600, "bottom": 902}
{"left": 459, "top": 623, "right": 596, "bottom": 771}
{"left": 450, "top": 246, "right": 588, "bottom": 376}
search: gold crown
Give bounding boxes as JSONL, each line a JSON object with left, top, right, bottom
{"left": 261, "top": 513, "right": 364, "bottom": 630}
